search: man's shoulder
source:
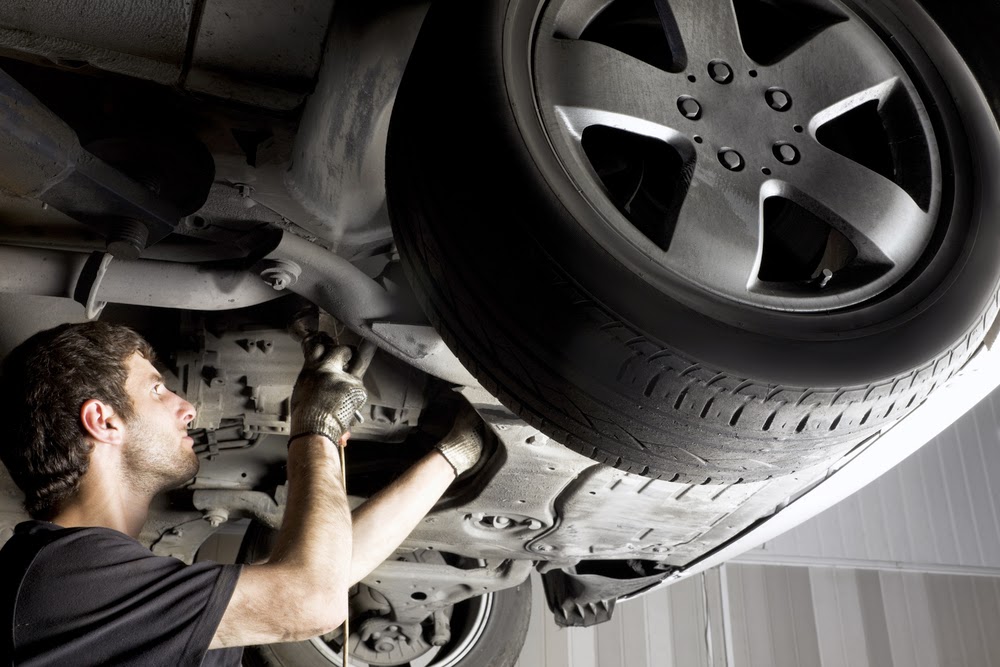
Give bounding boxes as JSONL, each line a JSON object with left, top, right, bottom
{"left": 1, "top": 520, "right": 166, "bottom": 586}
{"left": 7, "top": 519, "right": 133, "bottom": 541}
{"left": 3, "top": 520, "right": 146, "bottom": 560}
{"left": 2, "top": 521, "right": 243, "bottom": 666}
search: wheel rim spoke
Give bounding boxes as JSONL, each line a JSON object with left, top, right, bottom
{"left": 766, "top": 20, "right": 901, "bottom": 122}
{"left": 777, "top": 146, "right": 932, "bottom": 266}
{"left": 660, "top": 0, "right": 746, "bottom": 65}
{"left": 664, "top": 163, "right": 763, "bottom": 297}
{"left": 536, "top": 36, "right": 690, "bottom": 137}
{"left": 548, "top": 0, "right": 631, "bottom": 38}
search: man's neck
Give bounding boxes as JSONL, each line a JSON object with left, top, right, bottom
{"left": 49, "top": 483, "right": 151, "bottom": 538}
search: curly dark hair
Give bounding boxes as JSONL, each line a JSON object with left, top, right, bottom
{"left": 0, "top": 322, "right": 155, "bottom": 519}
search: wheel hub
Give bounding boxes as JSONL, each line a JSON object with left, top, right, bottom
{"left": 354, "top": 617, "right": 433, "bottom": 665}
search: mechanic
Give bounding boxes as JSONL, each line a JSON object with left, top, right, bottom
{"left": 0, "top": 321, "right": 483, "bottom": 666}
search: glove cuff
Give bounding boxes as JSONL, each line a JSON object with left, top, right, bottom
{"left": 291, "top": 406, "right": 348, "bottom": 446}
{"left": 435, "top": 427, "right": 483, "bottom": 476}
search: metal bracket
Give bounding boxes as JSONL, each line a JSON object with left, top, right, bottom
{"left": 72, "top": 252, "right": 113, "bottom": 320}
{"left": 192, "top": 489, "right": 284, "bottom": 530}
{"left": 541, "top": 565, "right": 671, "bottom": 628}
{"left": 362, "top": 558, "right": 533, "bottom": 625}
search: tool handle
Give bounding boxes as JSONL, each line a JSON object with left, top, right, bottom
{"left": 348, "top": 340, "right": 377, "bottom": 380}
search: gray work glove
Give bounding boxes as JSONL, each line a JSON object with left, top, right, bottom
{"left": 289, "top": 333, "right": 368, "bottom": 446}
{"left": 435, "top": 407, "right": 485, "bottom": 476}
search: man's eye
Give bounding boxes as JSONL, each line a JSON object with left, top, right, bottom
{"left": 153, "top": 384, "right": 164, "bottom": 395}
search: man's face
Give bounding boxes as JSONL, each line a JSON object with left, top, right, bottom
{"left": 119, "top": 352, "right": 199, "bottom": 495}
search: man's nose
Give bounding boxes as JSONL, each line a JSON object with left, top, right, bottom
{"left": 178, "top": 396, "right": 197, "bottom": 427}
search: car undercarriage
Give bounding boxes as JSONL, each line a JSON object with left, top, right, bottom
{"left": 0, "top": 0, "right": 998, "bottom": 664}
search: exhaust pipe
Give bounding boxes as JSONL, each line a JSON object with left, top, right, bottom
{"left": 0, "top": 245, "right": 283, "bottom": 314}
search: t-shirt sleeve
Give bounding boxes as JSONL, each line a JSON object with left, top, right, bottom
{"left": 13, "top": 528, "right": 242, "bottom": 666}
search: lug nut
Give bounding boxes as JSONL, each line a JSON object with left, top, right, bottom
{"left": 765, "top": 88, "right": 792, "bottom": 111}
{"left": 676, "top": 95, "right": 702, "bottom": 120}
{"left": 718, "top": 148, "right": 745, "bottom": 172}
{"left": 773, "top": 142, "right": 800, "bottom": 164}
{"left": 708, "top": 60, "right": 733, "bottom": 84}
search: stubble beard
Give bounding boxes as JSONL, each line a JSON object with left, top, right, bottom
{"left": 121, "top": 416, "right": 200, "bottom": 497}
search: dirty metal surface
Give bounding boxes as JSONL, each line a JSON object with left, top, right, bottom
{"left": 173, "top": 320, "right": 428, "bottom": 443}
{"left": 285, "top": 0, "right": 429, "bottom": 246}
{"left": 186, "top": 0, "right": 334, "bottom": 110}
{"left": 0, "top": 0, "right": 333, "bottom": 110}
{"left": 400, "top": 386, "right": 830, "bottom": 566}
{"left": 361, "top": 559, "right": 533, "bottom": 625}
{"left": 0, "top": 0, "right": 190, "bottom": 83}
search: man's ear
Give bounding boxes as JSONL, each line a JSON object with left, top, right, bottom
{"left": 80, "top": 399, "right": 124, "bottom": 445}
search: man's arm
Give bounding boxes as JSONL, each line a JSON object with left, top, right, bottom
{"left": 349, "top": 449, "right": 455, "bottom": 583}
{"left": 210, "top": 335, "right": 365, "bottom": 649}
{"left": 349, "top": 409, "right": 484, "bottom": 583}
{"left": 211, "top": 434, "right": 351, "bottom": 648}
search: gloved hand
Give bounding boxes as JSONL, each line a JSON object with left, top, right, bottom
{"left": 289, "top": 332, "right": 368, "bottom": 446}
{"left": 435, "top": 406, "right": 484, "bottom": 476}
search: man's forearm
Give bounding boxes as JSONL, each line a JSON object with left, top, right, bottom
{"left": 349, "top": 450, "right": 456, "bottom": 583}
{"left": 269, "top": 436, "right": 353, "bottom": 601}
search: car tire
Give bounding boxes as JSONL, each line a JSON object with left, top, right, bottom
{"left": 238, "top": 523, "right": 532, "bottom": 667}
{"left": 386, "top": 0, "right": 1000, "bottom": 482}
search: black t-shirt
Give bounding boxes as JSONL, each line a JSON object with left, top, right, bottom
{"left": 0, "top": 520, "right": 243, "bottom": 666}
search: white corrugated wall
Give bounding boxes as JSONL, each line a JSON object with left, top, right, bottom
{"left": 516, "top": 565, "right": 1000, "bottom": 667}
{"left": 516, "top": 385, "right": 1000, "bottom": 666}
{"left": 726, "top": 566, "right": 1000, "bottom": 667}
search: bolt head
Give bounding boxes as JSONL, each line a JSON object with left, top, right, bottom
{"left": 107, "top": 240, "right": 143, "bottom": 261}
{"left": 677, "top": 95, "right": 702, "bottom": 120}
{"left": 718, "top": 148, "right": 745, "bottom": 172}
{"left": 708, "top": 60, "right": 733, "bottom": 84}
{"left": 765, "top": 88, "right": 792, "bottom": 111}
{"left": 773, "top": 142, "right": 800, "bottom": 164}
{"left": 258, "top": 260, "right": 300, "bottom": 291}
{"left": 261, "top": 269, "right": 292, "bottom": 291}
